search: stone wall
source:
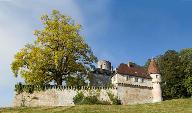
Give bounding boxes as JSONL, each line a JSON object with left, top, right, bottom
{"left": 13, "top": 85, "right": 154, "bottom": 106}
{"left": 13, "top": 87, "right": 117, "bottom": 107}
{"left": 117, "top": 85, "right": 153, "bottom": 105}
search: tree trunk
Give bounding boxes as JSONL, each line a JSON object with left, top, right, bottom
{"left": 56, "top": 76, "right": 62, "bottom": 85}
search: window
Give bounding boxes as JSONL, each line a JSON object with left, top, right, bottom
{"left": 135, "top": 77, "right": 138, "bottom": 82}
{"left": 141, "top": 78, "right": 144, "bottom": 83}
{"left": 156, "top": 75, "right": 158, "bottom": 78}
{"left": 126, "top": 75, "right": 130, "bottom": 81}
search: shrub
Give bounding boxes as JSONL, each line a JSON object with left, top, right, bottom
{"left": 107, "top": 92, "right": 121, "bottom": 105}
{"left": 83, "top": 96, "right": 101, "bottom": 104}
{"left": 34, "top": 85, "right": 46, "bottom": 92}
{"left": 15, "top": 82, "right": 23, "bottom": 94}
{"left": 23, "top": 85, "right": 34, "bottom": 94}
{"left": 15, "top": 83, "right": 49, "bottom": 94}
{"left": 73, "top": 92, "right": 111, "bottom": 105}
{"left": 73, "top": 92, "right": 84, "bottom": 105}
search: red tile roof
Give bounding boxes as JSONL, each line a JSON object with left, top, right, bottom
{"left": 148, "top": 59, "right": 159, "bottom": 74}
{"left": 116, "top": 63, "right": 151, "bottom": 79}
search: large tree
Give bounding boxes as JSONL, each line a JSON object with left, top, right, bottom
{"left": 179, "top": 48, "right": 192, "bottom": 96}
{"left": 11, "top": 10, "right": 97, "bottom": 85}
{"left": 156, "top": 50, "right": 189, "bottom": 99}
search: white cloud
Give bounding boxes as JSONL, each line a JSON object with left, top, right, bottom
{"left": 10, "top": 0, "right": 84, "bottom": 24}
{"left": 0, "top": 6, "right": 32, "bottom": 87}
{"left": 0, "top": 0, "right": 84, "bottom": 107}
{"left": 0, "top": 2, "right": 34, "bottom": 107}
{"left": 0, "top": 0, "right": 12, "bottom": 1}
{"left": 0, "top": 0, "right": 113, "bottom": 107}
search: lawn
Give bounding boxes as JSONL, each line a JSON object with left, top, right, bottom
{"left": 0, "top": 98, "right": 191, "bottom": 113}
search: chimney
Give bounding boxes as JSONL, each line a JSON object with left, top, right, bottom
{"left": 128, "top": 62, "right": 134, "bottom": 67}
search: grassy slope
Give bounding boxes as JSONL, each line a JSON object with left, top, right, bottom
{"left": 0, "top": 98, "right": 192, "bottom": 113}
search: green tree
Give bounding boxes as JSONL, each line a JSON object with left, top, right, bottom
{"left": 65, "top": 74, "right": 87, "bottom": 86}
{"left": 11, "top": 10, "right": 97, "bottom": 85}
{"left": 157, "top": 50, "right": 188, "bottom": 99}
{"left": 179, "top": 48, "right": 192, "bottom": 96}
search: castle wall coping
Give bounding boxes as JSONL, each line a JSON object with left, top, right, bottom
{"left": 15, "top": 84, "right": 117, "bottom": 91}
{"left": 117, "top": 83, "right": 153, "bottom": 89}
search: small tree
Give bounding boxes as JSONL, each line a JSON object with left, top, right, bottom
{"left": 11, "top": 10, "right": 97, "bottom": 85}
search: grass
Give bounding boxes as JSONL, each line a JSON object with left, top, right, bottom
{"left": 0, "top": 98, "right": 191, "bottom": 113}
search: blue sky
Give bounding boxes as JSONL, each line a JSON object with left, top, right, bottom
{"left": 1, "top": 0, "right": 192, "bottom": 107}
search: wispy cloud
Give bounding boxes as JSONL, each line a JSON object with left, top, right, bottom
{"left": 0, "top": 0, "right": 84, "bottom": 107}
{"left": 0, "top": 0, "right": 115, "bottom": 107}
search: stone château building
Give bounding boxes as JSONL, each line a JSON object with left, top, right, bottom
{"left": 111, "top": 59, "right": 162, "bottom": 103}
{"left": 89, "top": 60, "right": 113, "bottom": 86}
{"left": 90, "top": 59, "right": 162, "bottom": 104}
{"left": 14, "top": 59, "right": 162, "bottom": 106}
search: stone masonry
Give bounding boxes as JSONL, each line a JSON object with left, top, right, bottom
{"left": 13, "top": 59, "right": 162, "bottom": 106}
{"left": 13, "top": 87, "right": 117, "bottom": 107}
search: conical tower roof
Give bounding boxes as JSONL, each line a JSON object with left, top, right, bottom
{"left": 148, "top": 59, "right": 159, "bottom": 74}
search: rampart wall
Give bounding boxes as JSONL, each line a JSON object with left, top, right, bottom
{"left": 13, "top": 85, "right": 153, "bottom": 107}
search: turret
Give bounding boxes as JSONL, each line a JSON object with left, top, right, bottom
{"left": 148, "top": 59, "right": 162, "bottom": 103}
{"left": 97, "top": 60, "right": 112, "bottom": 71}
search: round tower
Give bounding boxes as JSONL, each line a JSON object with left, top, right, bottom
{"left": 148, "top": 59, "right": 162, "bottom": 103}
{"left": 97, "top": 60, "right": 111, "bottom": 71}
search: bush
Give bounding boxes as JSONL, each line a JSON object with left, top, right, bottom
{"left": 73, "top": 92, "right": 111, "bottom": 105}
{"left": 107, "top": 92, "right": 121, "bottom": 105}
{"left": 23, "top": 85, "right": 34, "bottom": 94}
{"left": 83, "top": 96, "right": 101, "bottom": 104}
{"left": 15, "top": 83, "right": 47, "bottom": 94}
{"left": 73, "top": 92, "right": 84, "bottom": 104}
{"left": 15, "top": 83, "right": 23, "bottom": 94}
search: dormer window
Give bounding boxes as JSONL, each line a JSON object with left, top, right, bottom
{"left": 135, "top": 77, "right": 138, "bottom": 82}
{"left": 126, "top": 75, "right": 130, "bottom": 81}
{"left": 142, "top": 78, "right": 144, "bottom": 83}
